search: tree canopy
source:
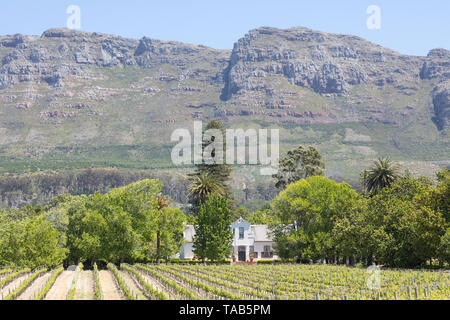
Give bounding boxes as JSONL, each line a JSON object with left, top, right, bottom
{"left": 270, "top": 172, "right": 449, "bottom": 268}
{"left": 272, "top": 145, "right": 325, "bottom": 189}
{"left": 271, "top": 176, "right": 361, "bottom": 262}
{"left": 0, "top": 178, "right": 187, "bottom": 268}
{"left": 193, "top": 194, "right": 233, "bottom": 262}
{"left": 361, "top": 157, "right": 401, "bottom": 195}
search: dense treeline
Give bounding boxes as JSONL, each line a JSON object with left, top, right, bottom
{"left": 270, "top": 171, "right": 449, "bottom": 268}
{"left": 0, "top": 168, "right": 190, "bottom": 209}
{"left": 0, "top": 168, "right": 275, "bottom": 210}
{"left": 0, "top": 179, "right": 186, "bottom": 268}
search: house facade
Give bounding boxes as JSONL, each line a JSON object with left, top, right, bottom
{"left": 180, "top": 217, "right": 278, "bottom": 261}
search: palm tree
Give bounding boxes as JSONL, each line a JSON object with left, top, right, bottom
{"left": 188, "top": 172, "right": 225, "bottom": 206}
{"left": 362, "top": 157, "right": 401, "bottom": 195}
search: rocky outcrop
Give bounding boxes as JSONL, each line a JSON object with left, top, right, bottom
{"left": 420, "top": 48, "right": 450, "bottom": 80}
{"left": 432, "top": 81, "right": 450, "bottom": 129}
{"left": 0, "top": 26, "right": 449, "bottom": 131}
{"left": 223, "top": 27, "right": 424, "bottom": 99}
{"left": 0, "top": 28, "right": 228, "bottom": 89}
{"left": 134, "top": 37, "right": 229, "bottom": 84}
{"left": 419, "top": 49, "right": 450, "bottom": 130}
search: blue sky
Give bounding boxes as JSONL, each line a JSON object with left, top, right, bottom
{"left": 0, "top": 0, "right": 448, "bottom": 56}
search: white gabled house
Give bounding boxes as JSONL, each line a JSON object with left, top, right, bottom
{"left": 180, "top": 217, "right": 278, "bottom": 261}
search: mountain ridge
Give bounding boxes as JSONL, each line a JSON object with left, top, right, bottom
{"left": 0, "top": 26, "right": 448, "bottom": 188}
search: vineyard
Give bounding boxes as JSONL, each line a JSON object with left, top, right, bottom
{"left": 0, "top": 264, "right": 448, "bottom": 300}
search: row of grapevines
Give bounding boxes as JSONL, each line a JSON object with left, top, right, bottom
{"left": 121, "top": 264, "right": 168, "bottom": 300}
{"left": 135, "top": 264, "right": 200, "bottom": 300}
{"left": 178, "top": 264, "right": 338, "bottom": 299}
{"left": 0, "top": 269, "right": 12, "bottom": 276}
{"left": 225, "top": 265, "right": 372, "bottom": 299}
{"left": 3, "top": 267, "right": 46, "bottom": 300}
{"left": 33, "top": 266, "right": 64, "bottom": 300}
{"left": 216, "top": 264, "right": 362, "bottom": 298}
{"left": 107, "top": 263, "right": 136, "bottom": 300}
{"left": 183, "top": 264, "right": 450, "bottom": 300}
{"left": 66, "top": 263, "right": 83, "bottom": 300}
{"left": 0, "top": 268, "right": 30, "bottom": 289}
{"left": 153, "top": 264, "right": 238, "bottom": 300}
{"left": 247, "top": 264, "right": 449, "bottom": 300}
{"left": 180, "top": 264, "right": 292, "bottom": 298}
{"left": 94, "top": 263, "right": 103, "bottom": 300}
{"left": 167, "top": 264, "right": 264, "bottom": 299}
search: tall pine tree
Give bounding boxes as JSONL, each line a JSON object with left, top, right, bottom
{"left": 189, "top": 120, "right": 232, "bottom": 210}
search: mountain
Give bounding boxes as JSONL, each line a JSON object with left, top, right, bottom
{"left": 0, "top": 26, "right": 448, "bottom": 189}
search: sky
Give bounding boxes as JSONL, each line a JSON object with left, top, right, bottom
{"left": 0, "top": 0, "right": 448, "bottom": 56}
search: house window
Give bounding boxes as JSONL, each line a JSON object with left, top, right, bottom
{"left": 250, "top": 246, "right": 258, "bottom": 258}
{"left": 239, "top": 227, "right": 244, "bottom": 239}
{"left": 262, "top": 245, "right": 273, "bottom": 258}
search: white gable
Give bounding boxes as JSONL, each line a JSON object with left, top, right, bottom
{"left": 231, "top": 217, "right": 251, "bottom": 229}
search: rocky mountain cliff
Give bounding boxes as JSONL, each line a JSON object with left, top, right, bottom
{"left": 0, "top": 26, "right": 448, "bottom": 185}
{"left": 221, "top": 27, "right": 449, "bottom": 128}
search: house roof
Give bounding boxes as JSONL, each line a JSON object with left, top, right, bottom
{"left": 231, "top": 217, "right": 251, "bottom": 227}
{"left": 251, "top": 225, "right": 273, "bottom": 242}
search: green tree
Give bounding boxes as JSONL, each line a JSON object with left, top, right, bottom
{"left": 189, "top": 120, "right": 232, "bottom": 210}
{"left": 427, "top": 169, "right": 450, "bottom": 222}
{"left": 150, "top": 205, "right": 186, "bottom": 262}
{"left": 44, "top": 194, "right": 84, "bottom": 250}
{"left": 355, "top": 176, "right": 447, "bottom": 267}
{"left": 361, "top": 157, "right": 401, "bottom": 195}
{"left": 330, "top": 198, "right": 370, "bottom": 265}
{"left": 438, "top": 229, "right": 450, "bottom": 265}
{"left": 66, "top": 192, "right": 140, "bottom": 265}
{"left": 272, "top": 145, "right": 324, "bottom": 189}
{"left": 109, "top": 179, "right": 163, "bottom": 242}
{"left": 188, "top": 172, "right": 225, "bottom": 207}
{"left": 230, "top": 206, "right": 250, "bottom": 222}
{"left": 65, "top": 179, "right": 186, "bottom": 265}
{"left": 193, "top": 194, "right": 233, "bottom": 262}
{"left": 72, "top": 209, "right": 107, "bottom": 265}
{"left": 246, "top": 208, "right": 276, "bottom": 225}
{"left": 103, "top": 204, "right": 139, "bottom": 264}
{"left": 271, "top": 176, "right": 360, "bottom": 262}
{"left": 0, "top": 214, "right": 66, "bottom": 268}
{"left": 114, "top": 180, "right": 187, "bottom": 262}
{"left": 196, "top": 120, "right": 232, "bottom": 186}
